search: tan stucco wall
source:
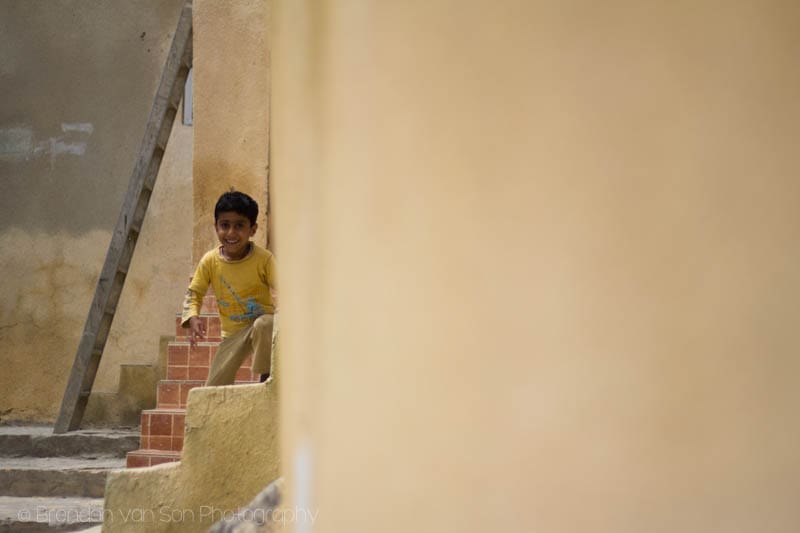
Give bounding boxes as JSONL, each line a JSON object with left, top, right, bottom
{"left": 102, "top": 2, "right": 278, "bottom": 522}
{"left": 103, "top": 381, "right": 280, "bottom": 532}
{"left": 192, "top": 0, "right": 271, "bottom": 262}
{"left": 0, "top": 1, "right": 192, "bottom": 422}
{"left": 93, "top": 118, "right": 193, "bottom": 395}
{"left": 273, "top": 2, "right": 800, "bottom": 532}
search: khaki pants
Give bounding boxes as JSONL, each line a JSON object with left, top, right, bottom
{"left": 206, "top": 314, "right": 274, "bottom": 386}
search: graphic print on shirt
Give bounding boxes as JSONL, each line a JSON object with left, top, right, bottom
{"left": 217, "top": 275, "right": 265, "bottom": 322}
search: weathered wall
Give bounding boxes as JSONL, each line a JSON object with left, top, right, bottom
{"left": 0, "top": 0, "right": 192, "bottom": 422}
{"left": 101, "top": 3, "right": 277, "bottom": 529}
{"left": 103, "top": 381, "right": 280, "bottom": 532}
{"left": 192, "top": 0, "right": 270, "bottom": 262}
{"left": 273, "top": 1, "right": 800, "bottom": 532}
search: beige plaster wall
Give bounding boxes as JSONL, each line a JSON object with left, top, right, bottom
{"left": 0, "top": 1, "right": 192, "bottom": 422}
{"left": 273, "top": 1, "right": 800, "bottom": 532}
{"left": 192, "top": 0, "right": 271, "bottom": 262}
{"left": 94, "top": 117, "right": 193, "bottom": 394}
{"left": 103, "top": 381, "right": 280, "bottom": 532}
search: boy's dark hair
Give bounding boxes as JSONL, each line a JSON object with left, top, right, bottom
{"left": 215, "top": 191, "right": 259, "bottom": 225}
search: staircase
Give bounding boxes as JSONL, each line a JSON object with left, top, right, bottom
{"left": 0, "top": 426, "right": 138, "bottom": 531}
{"left": 125, "top": 295, "right": 259, "bottom": 468}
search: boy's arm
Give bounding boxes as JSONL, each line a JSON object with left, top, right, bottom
{"left": 266, "top": 253, "right": 279, "bottom": 311}
{"left": 181, "top": 290, "right": 206, "bottom": 347}
{"left": 180, "top": 287, "right": 207, "bottom": 327}
{"left": 270, "top": 287, "right": 279, "bottom": 310}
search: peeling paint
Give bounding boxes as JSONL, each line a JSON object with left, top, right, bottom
{"left": 61, "top": 122, "right": 95, "bottom": 134}
{"left": 0, "top": 127, "right": 34, "bottom": 159}
{"left": 0, "top": 123, "right": 91, "bottom": 164}
{"left": 0, "top": 114, "right": 192, "bottom": 422}
{"left": 34, "top": 138, "right": 87, "bottom": 156}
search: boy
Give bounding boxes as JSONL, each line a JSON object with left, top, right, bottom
{"left": 181, "top": 190, "right": 278, "bottom": 386}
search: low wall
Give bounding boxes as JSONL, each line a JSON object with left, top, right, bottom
{"left": 103, "top": 382, "right": 280, "bottom": 532}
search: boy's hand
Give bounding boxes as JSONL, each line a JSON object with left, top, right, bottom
{"left": 188, "top": 316, "right": 206, "bottom": 348}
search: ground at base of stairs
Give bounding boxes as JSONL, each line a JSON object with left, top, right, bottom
{"left": 0, "top": 456, "right": 125, "bottom": 498}
{"left": 0, "top": 496, "right": 104, "bottom": 532}
{"left": 0, "top": 425, "right": 138, "bottom": 531}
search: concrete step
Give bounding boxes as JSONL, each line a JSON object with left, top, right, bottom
{"left": 0, "top": 457, "right": 124, "bottom": 498}
{"left": 0, "top": 427, "right": 139, "bottom": 459}
{"left": 0, "top": 496, "right": 104, "bottom": 532}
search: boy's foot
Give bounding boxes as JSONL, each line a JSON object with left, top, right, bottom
{"left": 259, "top": 373, "right": 270, "bottom": 383}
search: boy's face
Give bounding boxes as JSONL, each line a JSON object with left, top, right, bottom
{"left": 215, "top": 211, "right": 257, "bottom": 260}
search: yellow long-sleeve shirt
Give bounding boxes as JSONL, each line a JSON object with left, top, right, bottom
{"left": 181, "top": 243, "right": 277, "bottom": 338}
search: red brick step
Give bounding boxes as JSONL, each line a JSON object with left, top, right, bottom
{"left": 166, "top": 341, "right": 256, "bottom": 382}
{"left": 158, "top": 378, "right": 257, "bottom": 409}
{"left": 157, "top": 380, "right": 204, "bottom": 409}
{"left": 127, "top": 290, "right": 260, "bottom": 468}
{"left": 173, "top": 313, "right": 222, "bottom": 342}
{"left": 139, "top": 408, "right": 186, "bottom": 453}
{"left": 127, "top": 339, "right": 259, "bottom": 468}
{"left": 126, "top": 449, "right": 181, "bottom": 468}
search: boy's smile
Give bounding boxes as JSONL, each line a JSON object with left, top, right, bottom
{"left": 215, "top": 211, "right": 257, "bottom": 261}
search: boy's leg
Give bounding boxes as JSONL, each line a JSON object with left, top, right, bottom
{"left": 205, "top": 325, "right": 253, "bottom": 386}
{"left": 250, "top": 314, "right": 274, "bottom": 377}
